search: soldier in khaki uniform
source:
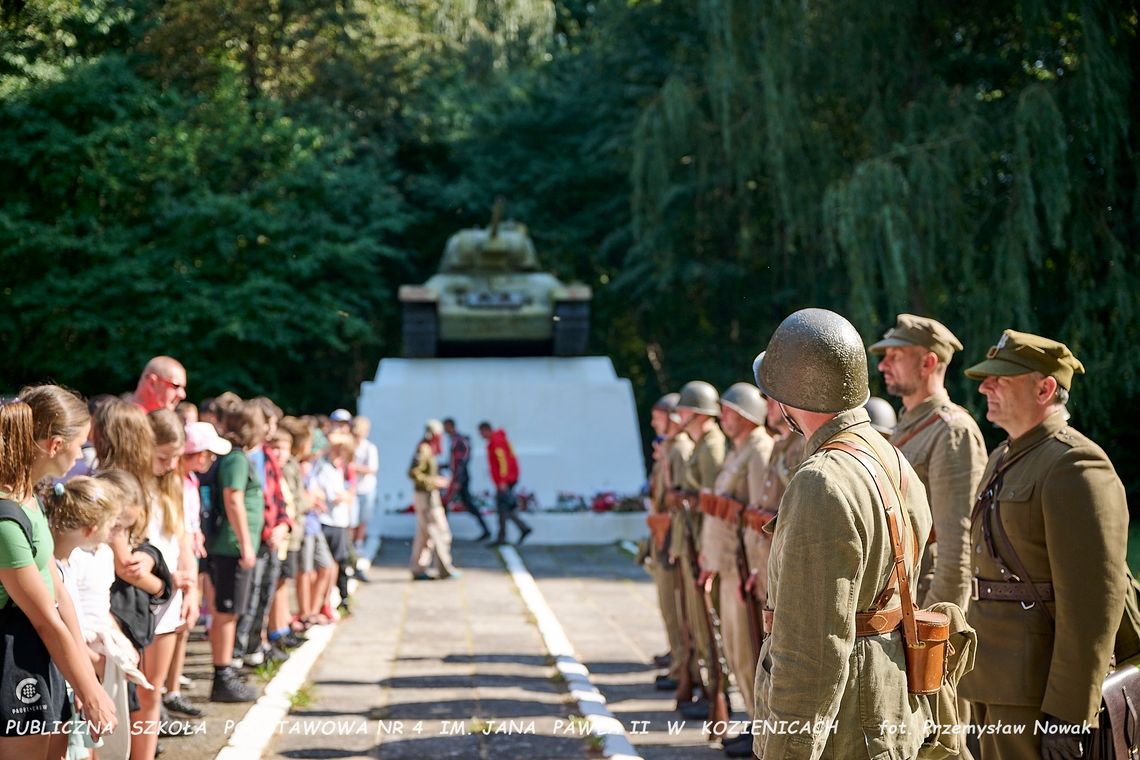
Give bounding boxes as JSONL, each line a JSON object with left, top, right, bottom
{"left": 669, "top": 380, "right": 726, "bottom": 718}
{"left": 752, "top": 309, "right": 933, "bottom": 760}
{"left": 407, "top": 419, "right": 459, "bottom": 580}
{"left": 646, "top": 393, "right": 691, "bottom": 691}
{"left": 742, "top": 394, "right": 805, "bottom": 609}
{"left": 698, "top": 383, "right": 772, "bottom": 756}
{"left": 960, "top": 330, "right": 1129, "bottom": 759}
{"left": 870, "top": 314, "right": 988, "bottom": 609}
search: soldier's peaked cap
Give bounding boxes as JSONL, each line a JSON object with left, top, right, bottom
{"left": 964, "top": 329, "right": 1085, "bottom": 390}
{"left": 868, "top": 314, "right": 963, "bottom": 364}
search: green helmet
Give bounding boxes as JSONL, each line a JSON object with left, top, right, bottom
{"left": 753, "top": 308, "right": 870, "bottom": 413}
{"left": 676, "top": 380, "right": 720, "bottom": 417}
{"left": 864, "top": 397, "right": 897, "bottom": 435}
{"left": 720, "top": 382, "right": 767, "bottom": 426}
{"left": 653, "top": 392, "right": 681, "bottom": 413}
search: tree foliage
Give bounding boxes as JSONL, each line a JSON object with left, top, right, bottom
{"left": 1, "top": 0, "right": 1137, "bottom": 491}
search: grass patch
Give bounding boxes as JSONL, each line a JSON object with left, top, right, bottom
{"left": 254, "top": 658, "right": 283, "bottom": 683}
{"left": 289, "top": 683, "right": 314, "bottom": 710}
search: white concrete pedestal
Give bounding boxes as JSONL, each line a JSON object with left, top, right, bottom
{"left": 357, "top": 357, "right": 647, "bottom": 537}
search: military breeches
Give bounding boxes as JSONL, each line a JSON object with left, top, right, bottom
{"left": 717, "top": 570, "right": 758, "bottom": 716}
{"left": 650, "top": 553, "right": 685, "bottom": 679}
{"left": 410, "top": 490, "right": 456, "bottom": 576}
{"left": 677, "top": 551, "right": 711, "bottom": 693}
{"left": 971, "top": 702, "right": 1042, "bottom": 760}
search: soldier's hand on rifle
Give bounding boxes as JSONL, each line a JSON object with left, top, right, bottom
{"left": 697, "top": 568, "right": 712, "bottom": 588}
{"left": 743, "top": 569, "right": 758, "bottom": 595}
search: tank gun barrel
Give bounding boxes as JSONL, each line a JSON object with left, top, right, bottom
{"left": 489, "top": 196, "right": 505, "bottom": 239}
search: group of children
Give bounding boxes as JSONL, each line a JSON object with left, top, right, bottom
{"left": 0, "top": 378, "right": 373, "bottom": 760}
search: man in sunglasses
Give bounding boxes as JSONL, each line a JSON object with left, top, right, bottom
{"left": 130, "top": 355, "right": 188, "bottom": 413}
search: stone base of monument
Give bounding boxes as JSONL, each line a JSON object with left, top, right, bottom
{"left": 376, "top": 509, "right": 648, "bottom": 546}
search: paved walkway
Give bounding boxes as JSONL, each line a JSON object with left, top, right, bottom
{"left": 524, "top": 545, "right": 746, "bottom": 759}
{"left": 161, "top": 540, "right": 733, "bottom": 760}
{"left": 267, "top": 540, "right": 582, "bottom": 759}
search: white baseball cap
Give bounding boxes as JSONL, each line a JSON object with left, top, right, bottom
{"left": 185, "top": 422, "right": 232, "bottom": 456}
{"left": 330, "top": 408, "right": 352, "bottom": 423}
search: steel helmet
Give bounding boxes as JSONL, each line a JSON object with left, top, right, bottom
{"left": 864, "top": 397, "right": 898, "bottom": 435}
{"left": 676, "top": 380, "right": 720, "bottom": 417}
{"left": 653, "top": 392, "right": 681, "bottom": 413}
{"left": 720, "top": 382, "right": 767, "bottom": 426}
{"left": 753, "top": 308, "right": 870, "bottom": 413}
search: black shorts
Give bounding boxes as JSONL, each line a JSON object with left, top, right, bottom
{"left": 0, "top": 604, "right": 71, "bottom": 735}
{"left": 321, "top": 525, "right": 351, "bottom": 563}
{"left": 281, "top": 550, "right": 299, "bottom": 580}
{"left": 208, "top": 555, "right": 254, "bottom": 615}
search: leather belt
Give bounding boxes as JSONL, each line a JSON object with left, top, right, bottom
{"left": 762, "top": 605, "right": 903, "bottom": 637}
{"left": 971, "top": 577, "right": 1054, "bottom": 602}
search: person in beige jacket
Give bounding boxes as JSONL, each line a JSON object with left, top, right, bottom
{"left": 870, "top": 314, "right": 988, "bottom": 609}
{"left": 699, "top": 382, "right": 772, "bottom": 756}
{"left": 407, "top": 420, "right": 459, "bottom": 580}
{"left": 960, "top": 330, "right": 1128, "bottom": 760}
{"left": 752, "top": 308, "right": 933, "bottom": 760}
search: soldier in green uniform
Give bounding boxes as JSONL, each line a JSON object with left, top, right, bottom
{"left": 870, "top": 314, "right": 988, "bottom": 609}
{"left": 699, "top": 382, "right": 772, "bottom": 756}
{"left": 646, "top": 392, "right": 689, "bottom": 691}
{"left": 669, "top": 380, "right": 725, "bottom": 717}
{"left": 961, "top": 330, "right": 1129, "bottom": 759}
{"left": 407, "top": 420, "right": 459, "bottom": 580}
{"left": 752, "top": 308, "right": 933, "bottom": 760}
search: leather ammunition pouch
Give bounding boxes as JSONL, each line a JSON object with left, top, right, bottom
{"left": 646, "top": 513, "right": 672, "bottom": 552}
{"left": 697, "top": 492, "right": 743, "bottom": 525}
{"left": 742, "top": 507, "right": 776, "bottom": 534}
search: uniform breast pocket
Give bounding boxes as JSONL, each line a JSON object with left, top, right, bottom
{"left": 997, "top": 480, "right": 1041, "bottom": 541}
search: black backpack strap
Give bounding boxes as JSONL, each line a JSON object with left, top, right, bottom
{"left": 0, "top": 499, "right": 36, "bottom": 558}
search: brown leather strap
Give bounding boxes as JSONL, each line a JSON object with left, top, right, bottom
{"left": 971, "top": 577, "right": 1055, "bottom": 602}
{"left": 892, "top": 411, "right": 943, "bottom": 449}
{"left": 821, "top": 436, "right": 921, "bottom": 651}
{"left": 743, "top": 508, "right": 776, "bottom": 533}
{"left": 763, "top": 605, "right": 903, "bottom": 637}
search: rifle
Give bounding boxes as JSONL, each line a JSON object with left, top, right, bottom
{"left": 735, "top": 518, "right": 765, "bottom": 658}
{"left": 680, "top": 498, "right": 730, "bottom": 741}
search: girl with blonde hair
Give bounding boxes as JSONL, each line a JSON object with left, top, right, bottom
{"left": 1, "top": 389, "right": 117, "bottom": 757}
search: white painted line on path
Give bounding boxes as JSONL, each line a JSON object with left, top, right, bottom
{"left": 214, "top": 622, "right": 338, "bottom": 760}
{"left": 498, "top": 545, "right": 644, "bottom": 760}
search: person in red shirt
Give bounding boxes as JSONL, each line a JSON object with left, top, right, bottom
{"left": 478, "top": 422, "right": 530, "bottom": 546}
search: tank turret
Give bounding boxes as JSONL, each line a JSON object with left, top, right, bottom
{"left": 398, "top": 200, "right": 592, "bottom": 358}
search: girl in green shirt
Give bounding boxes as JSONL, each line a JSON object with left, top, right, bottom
{"left": 0, "top": 390, "right": 116, "bottom": 756}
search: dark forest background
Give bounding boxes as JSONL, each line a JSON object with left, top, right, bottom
{"left": 1, "top": 1, "right": 1137, "bottom": 496}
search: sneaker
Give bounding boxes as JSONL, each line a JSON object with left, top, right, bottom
{"left": 517, "top": 526, "right": 533, "bottom": 546}
{"left": 210, "top": 668, "right": 256, "bottom": 703}
{"left": 244, "top": 649, "right": 266, "bottom": 667}
{"left": 178, "top": 675, "right": 193, "bottom": 688}
{"left": 411, "top": 572, "right": 434, "bottom": 581}
{"left": 265, "top": 645, "right": 289, "bottom": 664}
{"left": 282, "top": 633, "right": 306, "bottom": 649}
{"left": 163, "top": 693, "right": 205, "bottom": 718}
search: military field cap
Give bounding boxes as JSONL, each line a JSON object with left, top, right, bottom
{"left": 964, "top": 329, "right": 1085, "bottom": 390}
{"left": 868, "top": 314, "right": 964, "bottom": 364}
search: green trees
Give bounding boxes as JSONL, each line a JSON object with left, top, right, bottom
{"left": 1, "top": 1, "right": 1137, "bottom": 490}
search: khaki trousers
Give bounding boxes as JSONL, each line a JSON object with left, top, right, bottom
{"left": 971, "top": 702, "right": 1042, "bottom": 760}
{"left": 410, "top": 490, "right": 456, "bottom": 576}
{"left": 677, "top": 545, "right": 710, "bottom": 693}
{"left": 650, "top": 552, "right": 685, "bottom": 679}
{"left": 718, "top": 570, "right": 759, "bottom": 717}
